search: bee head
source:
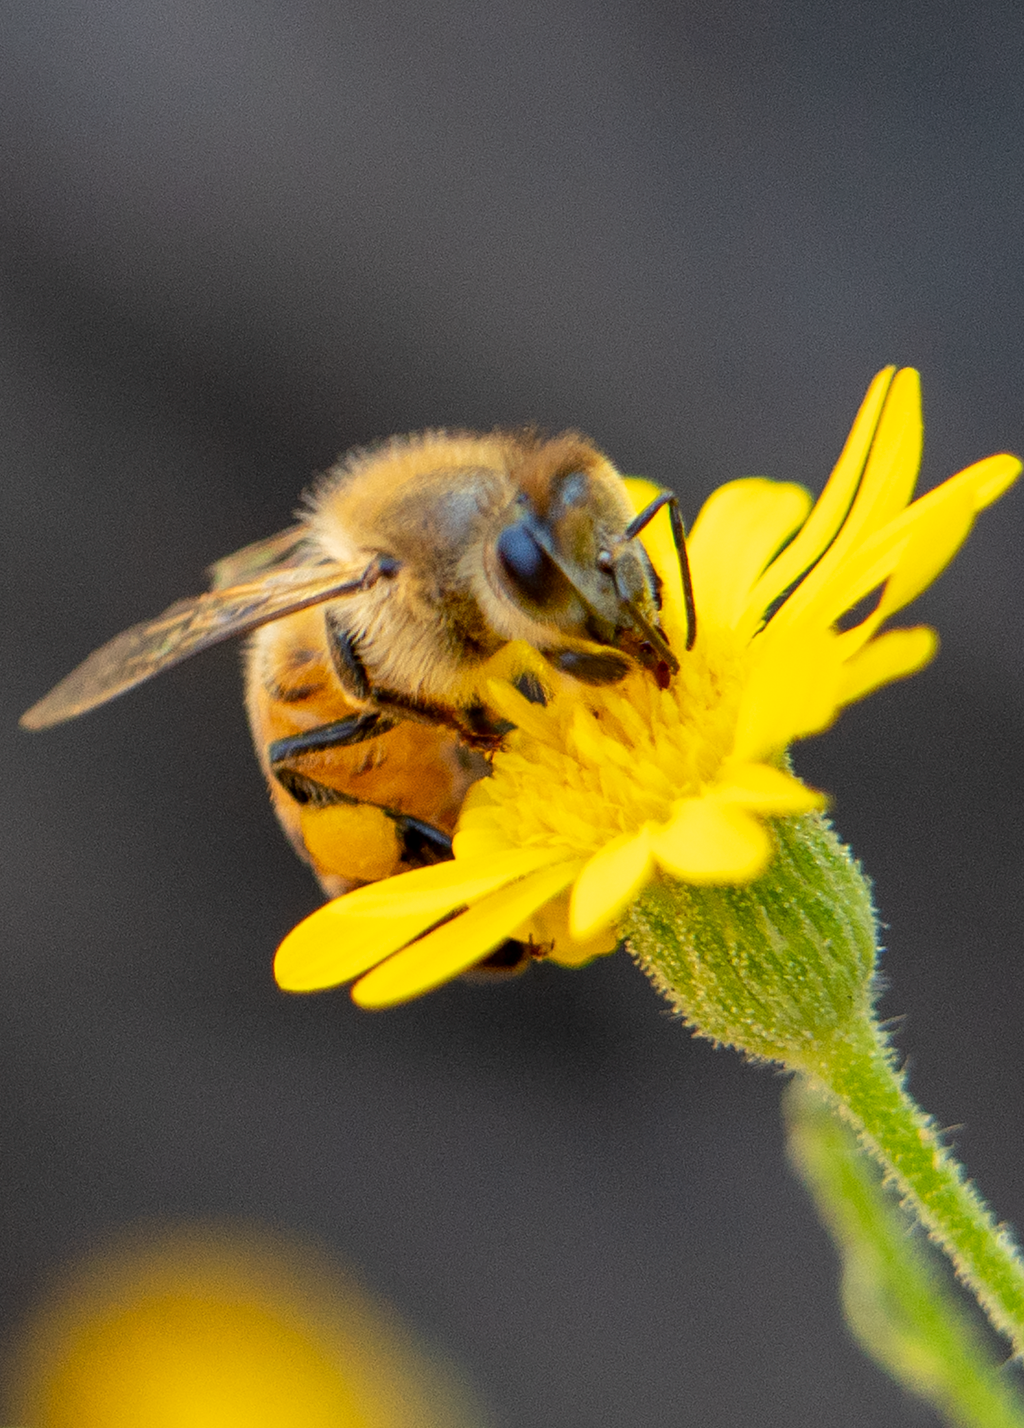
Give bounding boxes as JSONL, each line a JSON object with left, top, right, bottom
{"left": 496, "top": 447, "right": 680, "bottom": 688}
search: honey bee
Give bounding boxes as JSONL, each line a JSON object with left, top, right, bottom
{"left": 21, "top": 430, "right": 694, "bottom": 906}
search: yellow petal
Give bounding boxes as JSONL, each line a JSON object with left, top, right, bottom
{"left": 456, "top": 778, "right": 499, "bottom": 818}
{"left": 717, "top": 761, "right": 826, "bottom": 813}
{"left": 688, "top": 479, "right": 813, "bottom": 629}
{"left": 546, "top": 929, "right": 620, "bottom": 965}
{"left": 745, "top": 367, "right": 896, "bottom": 619}
{"left": 962, "top": 452, "right": 1023, "bottom": 509}
{"left": 484, "top": 679, "right": 561, "bottom": 744}
{"left": 568, "top": 702, "right": 613, "bottom": 764}
{"left": 569, "top": 828, "right": 654, "bottom": 940}
{"left": 772, "top": 526, "right": 909, "bottom": 649}
{"left": 546, "top": 925, "right": 619, "bottom": 966}
{"left": 836, "top": 625, "right": 938, "bottom": 706}
{"left": 351, "top": 860, "right": 583, "bottom": 1007}
{"left": 792, "top": 449, "right": 1020, "bottom": 649}
{"left": 812, "top": 469, "right": 976, "bottom": 648}
{"left": 330, "top": 847, "right": 554, "bottom": 918}
{"left": 732, "top": 629, "right": 844, "bottom": 761}
{"left": 651, "top": 799, "right": 772, "bottom": 884}
{"left": 869, "top": 482, "right": 975, "bottom": 627}
{"left": 275, "top": 907, "right": 438, "bottom": 993}
{"left": 517, "top": 888, "right": 620, "bottom": 965}
{"left": 842, "top": 366, "right": 923, "bottom": 528}
{"left": 770, "top": 369, "right": 923, "bottom": 634}
{"left": 622, "top": 476, "right": 664, "bottom": 513}
{"left": 449, "top": 823, "right": 516, "bottom": 859}
{"left": 450, "top": 795, "right": 515, "bottom": 858}
{"left": 870, "top": 453, "right": 1020, "bottom": 625}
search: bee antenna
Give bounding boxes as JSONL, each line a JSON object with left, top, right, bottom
{"left": 624, "top": 492, "right": 697, "bottom": 651}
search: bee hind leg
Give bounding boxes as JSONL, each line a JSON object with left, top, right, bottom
{"left": 271, "top": 764, "right": 454, "bottom": 869}
{"left": 388, "top": 814, "right": 453, "bottom": 867}
{"left": 368, "top": 688, "right": 509, "bottom": 751}
{"left": 267, "top": 711, "right": 396, "bottom": 768}
{"left": 276, "top": 763, "right": 535, "bottom": 973}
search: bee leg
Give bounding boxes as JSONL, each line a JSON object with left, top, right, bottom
{"left": 368, "top": 688, "right": 469, "bottom": 730}
{"left": 323, "top": 621, "right": 503, "bottom": 747}
{"left": 458, "top": 701, "right": 515, "bottom": 743}
{"left": 270, "top": 768, "right": 358, "bottom": 808}
{"left": 271, "top": 766, "right": 454, "bottom": 870}
{"left": 275, "top": 761, "right": 533, "bottom": 958}
{"left": 323, "top": 618, "right": 507, "bottom": 747}
{"left": 470, "top": 937, "right": 545, "bottom": 977}
{"left": 268, "top": 715, "right": 457, "bottom": 873}
{"left": 324, "top": 610, "right": 371, "bottom": 700}
{"left": 513, "top": 671, "right": 548, "bottom": 706}
{"left": 389, "top": 815, "right": 453, "bottom": 867}
{"left": 267, "top": 711, "right": 396, "bottom": 768}
{"left": 541, "top": 648, "right": 632, "bottom": 684}
{"left": 368, "top": 688, "right": 507, "bottom": 751}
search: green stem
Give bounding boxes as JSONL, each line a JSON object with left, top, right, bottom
{"left": 786, "top": 1078, "right": 1024, "bottom": 1428}
{"left": 797, "top": 1021, "right": 1024, "bottom": 1362}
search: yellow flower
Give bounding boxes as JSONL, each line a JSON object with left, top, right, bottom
{"left": 276, "top": 368, "right": 1020, "bottom": 1008}
{"left": 9, "top": 1224, "right": 485, "bottom": 1428}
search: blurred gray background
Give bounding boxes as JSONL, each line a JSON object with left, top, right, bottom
{"left": 3, "top": 0, "right": 1024, "bottom": 1422}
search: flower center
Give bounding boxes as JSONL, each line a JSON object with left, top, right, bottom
{"left": 475, "top": 631, "right": 749, "bottom": 858}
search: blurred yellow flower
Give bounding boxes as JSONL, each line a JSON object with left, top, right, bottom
{"left": 8, "top": 1224, "right": 487, "bottom": 1428}
{"left": 276, "top": 368, "right": 1019, "bottom": 1008}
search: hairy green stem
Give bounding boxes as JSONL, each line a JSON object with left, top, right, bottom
{"left": 795, "top": 1024, "right": 1024, "bottom": 1362}
{"left": 786, "top": 1078, "right": 1024, "bottom": 1428}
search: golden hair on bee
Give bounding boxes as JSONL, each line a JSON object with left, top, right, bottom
{"left": 21, "top": 429, "right": 694, "bottom": 914}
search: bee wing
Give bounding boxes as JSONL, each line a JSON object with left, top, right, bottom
{"left": 21, "top": 561, "right": 377, "bottom": 730}
{"left": 206, "top": 525, "right": 310, "bottom": 589}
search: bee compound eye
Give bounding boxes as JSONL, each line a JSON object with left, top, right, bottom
{"left": 495, "top": 522, "right": 564, "bottom": 607}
